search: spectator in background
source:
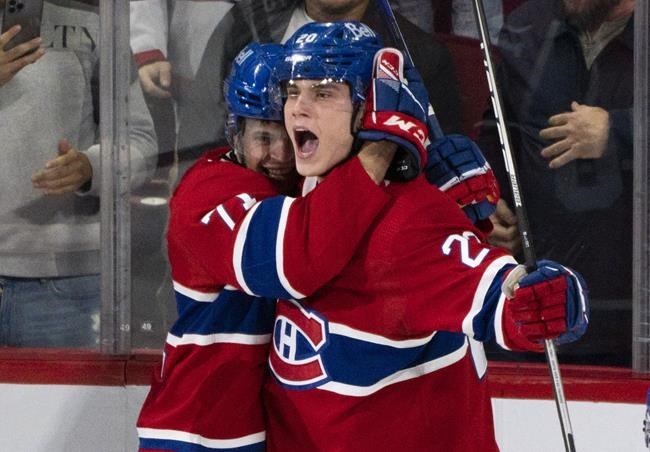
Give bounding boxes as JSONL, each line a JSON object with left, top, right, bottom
{"left": 128, "top": 2, "right": 279, "bottom": 346}
{"left": 393, "top": 0, "right": 435, "bottom": 33}
{"left": 129, "top": 0, "right": 242, "bottom": 347}
{"left": 432, "top": 0, "right": 503, "bottom": 41}
{"left": 129, "top": 0, "right": 246, "bottom": 172}
{"left": 131, "top": 0, "right": 231, "bottom": 99}
{"left": 0, "top": 0, "right": 157, "bottom": 348}
{"left": 451, "top": 0, "right": 503, "bottom": 42}
{"left": 480, "top": 0, "right": 634, "bottom": 365}
{"left": 178, "top": 0, "right": 463, "bottom": 177}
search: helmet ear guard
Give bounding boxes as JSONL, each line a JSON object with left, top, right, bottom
{"left": 224, "top": 113, "right": 246, "bottom": 161}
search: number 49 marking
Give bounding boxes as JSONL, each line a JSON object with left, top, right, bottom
{"left": 442, "top": 231, "right": 489, "bottom": 268}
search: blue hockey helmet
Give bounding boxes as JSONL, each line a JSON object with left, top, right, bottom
{"left": 224, "top": 42, "right": 284, "bottom": 121}
{"left": 280, "top": 21, "right": 384, "bottom": 103}
{"left": 224, "top": 42, "right": 285, "bottom": 149}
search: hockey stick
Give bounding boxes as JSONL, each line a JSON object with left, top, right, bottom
{"left": 470, "top": 1, "right": 576, "bottom": 451}
{"left": 375, "top": 0, "right": 444, "bottom": 140}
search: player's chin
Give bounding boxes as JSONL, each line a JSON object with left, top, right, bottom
{"left": 295, "top": 159, "right": 323, "bottom": 177}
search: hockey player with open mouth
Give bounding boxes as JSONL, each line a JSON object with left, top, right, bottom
{"left": 216, "top": 21, "right": 589, "bottom": 451}
{"left": 136, "top": 39, "right": 406, "bottom": 451}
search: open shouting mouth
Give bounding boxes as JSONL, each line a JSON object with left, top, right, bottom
{"left": 294, "top": 128, "right": 319, "bottom": 159}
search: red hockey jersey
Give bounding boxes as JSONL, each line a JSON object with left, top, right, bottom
{"left": 137, "top": 148, "right": 391, "bottom": 451}
{"left": 229, "top": 173, "right": 518, "bottom": 451}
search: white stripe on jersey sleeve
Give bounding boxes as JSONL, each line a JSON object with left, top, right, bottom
{"left": 329, "top": 323, "right": 436, "bottom": 348}
{"left": 469, "top": 338, "right": 488, "bottom": 379}
{"left": 137, "top": 427, "right": 266, "bottom": 449}
{"left": 276, "top": 197, "right": 306, "bottom": 300}
{"left": 494, "top": 291, "right": 510, "bottom": 350}
{"left": 232, "top": 202, "right": 262, "bottom": 296}
{"left": 166, "top": 332, "right": 271, "bottom": 347}
{"left": 461, "top": 255, "right": 517, "bottom": 339}
{"left": 172, "top": 281, "right": 219, "bottom": 302}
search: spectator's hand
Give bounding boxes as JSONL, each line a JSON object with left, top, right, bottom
{"left": 138, "top": 60, "right": 172, "bottom": 98}
{"left": 425, "top": 134, "right": 499, "bottom": 228}
{"left": 357, "top": 47, "right": 429, "bottom": 182}
{"left": 500, "top": 261, "right": 589, "bottom": 352}
{"left": 488, "top": 199, "right": 521, "bottom": 254}
{"left": 539, "top": 101, "right": 609, "bottom": 169}
{"left": 32, "top": 139, "right": 93, "bottom": 195}
{"left": 0, "top": 25, "right": 45, "bottom": 87}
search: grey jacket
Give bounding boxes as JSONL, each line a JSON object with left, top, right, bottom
{"left": 0, "top": 0, "right": 157, "bottom": 277}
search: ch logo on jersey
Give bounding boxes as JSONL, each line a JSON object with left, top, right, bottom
{"left": 269, "top": 300, "right": 330, "bottom": 389}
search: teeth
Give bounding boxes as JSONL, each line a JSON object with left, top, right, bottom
{"left": 266, "top": 168, "right": 291, "bottom": 179}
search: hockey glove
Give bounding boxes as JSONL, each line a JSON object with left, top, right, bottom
{"left": 425, "top": 134, "right": 500, "bottom": 230}
{"left": 357, "top": 47, "right": 429, "bottom": 182}
{"left": 501, "top": 260, "right": 589, "bottom": 352}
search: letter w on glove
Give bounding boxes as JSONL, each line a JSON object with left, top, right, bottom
{"left": 499, "top": 260, "right": 589, "bottom": 353}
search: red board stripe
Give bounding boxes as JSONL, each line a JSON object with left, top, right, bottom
{"left": 0, "top": 349, "right": 647, "bottom": 404}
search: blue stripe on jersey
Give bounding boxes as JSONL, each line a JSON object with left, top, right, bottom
{"left": 139, "top": 438, "right": 265, "bottom": 452}
{"left": 239, "top": 196, "right": 295, "bottom": 300}
{"left": 320, "top": 330, "right": 466, "bottom": 387}
{"left": 272, "top": 328, "right": 467, "bottom": 391}
{"left": 171, "top": 290, "right": 276, "bottom": 337}
{"left": 472, "top": 264, "right": 514, "bottom": 342}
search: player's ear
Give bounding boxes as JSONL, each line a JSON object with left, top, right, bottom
{"left": 233, "top": 132, "right": 244, "bottom": 159}
{"left": 352, "top": 100, "right": 366, "bottom": 134}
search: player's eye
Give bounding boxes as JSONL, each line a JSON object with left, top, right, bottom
{"left": 284, "top": 82, "right": 299, "bottom": 98}
{"left": 315, "top": 90, "right": 331, "bottom": 100}
{"left": 255, "top": 134, "right": 272, "bottom": 145}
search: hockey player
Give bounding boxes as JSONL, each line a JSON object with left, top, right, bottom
{"left": 212, "top": 22, "right": 590, "bottom": 451}
{"left": 136, "top": 40, "right": 406, "bottom": 451}
{"left": 134, "top": 42, "right": 292, "bottom": 451}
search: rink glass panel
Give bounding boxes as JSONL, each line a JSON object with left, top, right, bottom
{"left": 105, "top": 0, "right": 645, "bottom": 370}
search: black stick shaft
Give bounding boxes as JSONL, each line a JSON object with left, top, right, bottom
{"left": 375, "top": 0, "right": 443, "bottom": 138}
{"left": 470, "top": 1, "right": 576, "bottom": 451}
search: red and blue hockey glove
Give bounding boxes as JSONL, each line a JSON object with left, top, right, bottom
{"left": 357, "top": 47, "right": 429, "bottom": 182}
{"left": 425, "top": 134, "right": 500, "bottom": 230}
{"left": 500, "top": 260, "right": 589, "bottom": 352}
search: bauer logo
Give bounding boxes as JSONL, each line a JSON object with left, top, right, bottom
{"left": 286, "top": 54, "right": 312, "bottom": 64}
{"left": 269, "top": 300, "right": 330, "bottom": 389}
